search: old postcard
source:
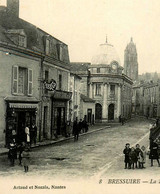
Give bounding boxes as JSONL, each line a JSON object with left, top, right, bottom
{"left": 0, "top": 0, "right": 160, "bottom": 193}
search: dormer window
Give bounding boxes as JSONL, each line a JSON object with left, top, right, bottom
{"left": 46, "top": 39, "right": 50, "bottom": 55}
{"left": 56, "top": 43, "right": 63, "bottom": 61}
{"left": 6, "top": 29, "right": 27, "bottom": 48}
{"left": 19, "top": 35, "right": 27, "bottom": 47}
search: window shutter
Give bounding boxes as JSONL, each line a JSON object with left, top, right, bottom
{"left": 12, "top": 65, "right": 18, "bottom": 94}
{"left": 28, "top": 69, "right": 33, "bottom": 95}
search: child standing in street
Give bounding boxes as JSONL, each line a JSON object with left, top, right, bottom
{"left": 123, "top": 143, "right": 131, "bottom": 169}
{"left": 138, "top": 146, "right": 147, "bottom": 169}
{"left": 135, "top": 144, "right": 141, "bottom": 168}
{"left": 8, "top": 141, "right": 17, "bottom": 166}
{"left": 129, "top": 147, "right": 137, "bottom": 169}
{"left": 22, "top": 148, "right": 30, "bottom": 173}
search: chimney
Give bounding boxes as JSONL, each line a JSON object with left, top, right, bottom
{"left": 7, "top": 0, "right": 19, "bottom": 17}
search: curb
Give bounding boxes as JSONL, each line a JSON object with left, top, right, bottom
{"left": 0, "top": 125, "right": 110, "bottom": 156}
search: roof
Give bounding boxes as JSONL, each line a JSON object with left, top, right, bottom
{"left": 91, "top": 41, "right": 121, "bottom": 66}
{"left": 70, "top": 72, "right": 82, "bottom": 79}
{"left": 81, "top": 94, "right": 95, "bottom": 103}
{"left": 0, "top": 8, "right": 70, "bottom": 64}
{"left": 125, "top": 37, "right": 137, "bottom": 53}
{"left": 70, "top": 62, "right": 90, "bottom": 75}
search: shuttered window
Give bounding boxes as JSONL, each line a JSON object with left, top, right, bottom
{"left": 28, "top": 69, "right": 33, "bottom": 95}
{"left": 12, "top": 66, "right": 33, "bottom": 96}
{"left": 13, "top": 66, "right": 18, "bottom": 94}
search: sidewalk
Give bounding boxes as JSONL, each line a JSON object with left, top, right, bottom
{"left": 0, "top": 124, "right": 111, "bottom": 156}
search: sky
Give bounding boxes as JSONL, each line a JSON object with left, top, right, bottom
{"left": 0, "top": 0, "right": 160, "bottom": 74}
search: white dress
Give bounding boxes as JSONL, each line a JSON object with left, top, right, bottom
{"left": 25, "top": 127, "right": 30, "bottom": 142}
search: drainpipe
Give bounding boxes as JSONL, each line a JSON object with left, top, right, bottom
{"left": 39, "top": 55, "right": 45, "bottom": 142}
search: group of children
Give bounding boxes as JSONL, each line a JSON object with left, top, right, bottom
{"left": 8, "top": 141, "right": 30, "bottom": 173}
{"left": 123, "top": 143, "right": 147, "bottom": 169}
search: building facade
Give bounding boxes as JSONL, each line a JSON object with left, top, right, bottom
{"left": 124, "top": 38, "right": 138, "bottom": 82}
{"left": 0, "top": 0, "right": 71, "bottom": 146}
{"left": 71, "top": 40, "right": 133, "bottom": 123}
{"left": 89, "top": 40, "right": 132, "bottom": 122}
{"left": 69, "top": 73, "right": 81, "bottom": 122}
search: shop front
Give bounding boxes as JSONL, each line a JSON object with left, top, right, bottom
{"left": 51, "top": 90, "right": 72, "bottom": 137}
{"left": 5, "top": 97, "right": 39, "bottom": 146}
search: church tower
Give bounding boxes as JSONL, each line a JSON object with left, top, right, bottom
{"left": 124, "top": 38, "right": 138, "bottom": 81}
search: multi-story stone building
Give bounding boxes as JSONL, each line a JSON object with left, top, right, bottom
{"left": 71, "top": 39, "right": 133, "bottom": 123}
{"left": 69, "top": 73, "right": 81, "bottom": 122}
{"left": 0, "top": 0, "right": 71, "bottom": 146}
{"left": 70, "top": 62, "right": 95, "bottom": 124}
{"left": 89, "top": 39, "right": 132, "bottom": 122}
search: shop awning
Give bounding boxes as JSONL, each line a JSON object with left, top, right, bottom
{"left": 9, "top": 103, "right": 38, "bottom": 109}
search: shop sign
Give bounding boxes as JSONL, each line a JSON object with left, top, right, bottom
{"left": 53, "top": 91, "right": 72, "bottom": 100}
{"left": 53, "top": 102, "right": 66, "bottom": 107}
{"left": 9, "top": 103, "right": 38, "bottom": 109}
{"left": 44, "top": 79, "right": 57, "bottom": 91}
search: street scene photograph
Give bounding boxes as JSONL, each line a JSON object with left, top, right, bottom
{"left": 0, "top": 0, "right": 160, "bottom": 193}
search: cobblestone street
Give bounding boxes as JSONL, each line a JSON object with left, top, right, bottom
{"left": 0, "top": 117, "right": 151, "bottom": 181}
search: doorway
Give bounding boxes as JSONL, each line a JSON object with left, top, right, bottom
{"left": 95, "top": 103, "right": 102, "bottom": 120}
{"left": 87, "top": 109, "right": 92, "bottom": 124}
{"left": 108, "top": 104, "right": 114, "bottom": 120}
{"left": 54, "top": 107, "right": 65, "bottom": 135}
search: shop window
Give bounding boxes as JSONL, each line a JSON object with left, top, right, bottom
{"left": 95, "top": 84, "right": 101, "bottom": 96}
{"left": 12, "top": 66, "right": 33, "bottom": 96}
{"left": 59, "top": 74, "right": 62, "bottom": 90}
{"left": 110, "top": 85, "right": 115, "bottom": 95}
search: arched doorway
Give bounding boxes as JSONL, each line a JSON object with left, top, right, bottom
{"left": 108, "top": 104, "right": 114, "bottom": 120}
{"left": 95, "top": 103, "right": 102, "bottom": 120}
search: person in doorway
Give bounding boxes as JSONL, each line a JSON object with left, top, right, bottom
{"left": 22, "top": 147, "right": 30, "bottom": 173}
{"left": 149, "top": 141, "right": 160, "bottom": 167}
{"left": 123, "top": 143, "right": 131, "bottom": 169}
{"left": 12, "top": 129, "right": 17, "bottom": 143}
{"left": 25, "top": 125, "right": 30, "bottom": 150}
{"left": 73, "top": 119, "right": 79, "bottom": 141}
{"left": 8, "top": 141, "right": 17, "bottom": 166}
{"left": 30, "top": 123, "right": 37, "bottom": 145}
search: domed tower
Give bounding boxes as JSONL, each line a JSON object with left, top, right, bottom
{"left": 124, "top": 38, "right": 138, "bottom": 81}
{"left": 89, "top": 38, "right": 132, "bottom": 123}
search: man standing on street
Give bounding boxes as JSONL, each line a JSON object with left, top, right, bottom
{"left": 30, "top": 123, "right": 37, "bottom": 145}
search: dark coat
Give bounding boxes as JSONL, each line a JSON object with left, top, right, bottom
{"left": 22, "top": 151, "right": 30, "bottom": 166}
{"left": 73, "top": 121, "right": 79, "bottom": 135}
{"left": 8, "top": 144, "right": 17, "bottom": 159}
{"left": 129, "top": 150, "right": 137, "bottom": 163}
{"left": 135, "top": 148, "right": 141, "bottom": 161}
{"left": 149, "top": 142, "right": 159, "bottom": 159}
{"left": 123, "top": 148, "right": 131, "bottom": 163}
